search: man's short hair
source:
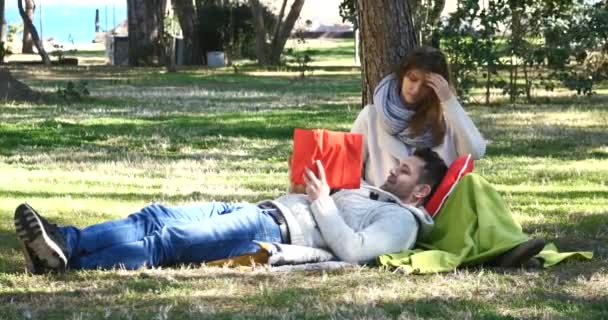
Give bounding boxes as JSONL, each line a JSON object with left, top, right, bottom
{"left": 413, "top": 148, "right": 448, "bottom": 202}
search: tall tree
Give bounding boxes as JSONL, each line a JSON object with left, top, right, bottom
{"left": 21, "top": 0, "right": 34, "bottom": 53}
{"left": 249, "top": 0, "right": 305, "bottom": 65}
{"left": 173, "top": 0, "right": 203, "bottom": 65}
{"left": 17, "top": 0, "right": 49, "bottom": 64}
{"left": 127, "top": 0, "right": 167, "bottom": 66}
{"left": 356, "top": 0, "right": 418, "bottom": 105}
{"left": 0, "top": 0, "right": 6, "bottom": 43}
{"left": 0, "top": 0, "right": 5, "bottom": 65}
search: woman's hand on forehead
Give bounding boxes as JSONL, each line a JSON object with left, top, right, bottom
{"left": 425, "top": 73, "right": 453, "bottom": 102}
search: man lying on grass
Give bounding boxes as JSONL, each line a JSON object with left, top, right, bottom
{"left": 15, "top": 148, "right": 447, "bottom": 273}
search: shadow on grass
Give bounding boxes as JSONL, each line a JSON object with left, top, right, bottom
{"left": 485, "top": 124, "right": 608, "bottom": 160}
{"left": 1, "top": 190, "right": 280, "bottom": 204}
{"left": 0, "top": 107, "right": 356, "bottom": 160}
{"left": 1, "top": 282, "right": 606, "bottom": 319}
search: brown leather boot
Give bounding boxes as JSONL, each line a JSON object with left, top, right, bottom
{"left": 491, "top": 238, "right": 545, "bottom": 268}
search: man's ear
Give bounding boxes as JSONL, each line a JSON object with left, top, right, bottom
{"left": 414, "top": 184, "right": 432, "bottom": 201}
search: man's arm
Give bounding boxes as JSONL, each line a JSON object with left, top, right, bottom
{"left": 303, "top": 161, "right": 416, "bottom": 263}
{"left": 311, "top": 196, "right": 416, "bottom": 263}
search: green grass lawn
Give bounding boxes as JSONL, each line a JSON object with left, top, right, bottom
{"left": 0, "top": 44, "right": 607, "bottom": 319}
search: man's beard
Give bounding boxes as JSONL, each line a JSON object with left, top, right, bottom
{"left": 379, "top": 182, "right": 394, "bottom": 195}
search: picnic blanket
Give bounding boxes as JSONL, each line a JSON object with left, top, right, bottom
{"left": 377, "top": 173, "right": 593, "bottom": 273}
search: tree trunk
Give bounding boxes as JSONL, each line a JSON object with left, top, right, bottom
{"left": 249, "top": 0, "right": 270, "bottom": 65}
{"left": 268, "top": 0, "right": 305, "bottom": 64}
{"left": 17, "top": 0, "right": 50, "bottom": 64}
{"left": 523, "top": 60, "right": 531, "bottom": 102}
{"left": 166, "top": 36, "right": 177, "bottom": 72}
{"left": 95, "top": 9, "right": 100, "bottom": 32}
{"left": 357, "top": 0, "right": 418, "bottom": 106}
{"left": 428, "top": 0, "right": 445, "bottom": 46}
{"left": 21, "top": 0, "right": 34, "bottom": 53}
{"left": 127, "top": 0, "right": 167, "bottom": 66}
{"left": 0, "top": 0, "right": 6, "bottom": 42}
{"left": 509, "top": 56, "right": 516, "bottom": 102}
{"left": 173, "top": 0, "right": 203, "bottom": 65}
{"left": 428, "top": 0, "right": 445, "bottom": 29}
{"left": 485, "top": 65, "right": 491, "bottom": 105}
{"left": 249, "top": 0, "right": 306, "bottom": 65}
{"left": 272, "top": 0, "right": 288, "bottom": 43}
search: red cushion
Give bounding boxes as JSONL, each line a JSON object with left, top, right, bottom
{"left": 291, "top": 128, "right": 363, "bottom": 189}
{"left": 424, "top": 154, "right": 474, "bottom": 218}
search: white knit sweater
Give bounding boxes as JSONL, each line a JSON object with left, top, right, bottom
{"left": 260, "top": 186, "right": 434, "bottom": 264}
{"left": 351, "top": 96, "right": 486, "bottom": 186}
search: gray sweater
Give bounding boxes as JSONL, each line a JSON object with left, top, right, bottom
{"left": 259, "top": 186, "right": 434, "bottom": 264}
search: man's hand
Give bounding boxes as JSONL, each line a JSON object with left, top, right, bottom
{"left": 303, "top": 160, "right": 330, "bottom": 202}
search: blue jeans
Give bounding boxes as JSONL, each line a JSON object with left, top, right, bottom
{"left": 60, "top": 202, "right": 283, "bottom": 270}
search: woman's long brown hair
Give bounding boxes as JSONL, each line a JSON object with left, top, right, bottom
{"left": 394, "top": 46, "right": 452, "bottom": 146}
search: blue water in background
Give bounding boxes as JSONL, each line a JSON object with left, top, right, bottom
{"left": 5, "top": 4, "right": 127, "bottom": 44}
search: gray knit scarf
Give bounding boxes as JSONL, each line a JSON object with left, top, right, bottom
{"left": 373, "top": 73, "right": 435, "bottom": 149}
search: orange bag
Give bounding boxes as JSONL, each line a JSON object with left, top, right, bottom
{"left": 291, "top": 128, "right": 363, "bottom": 189}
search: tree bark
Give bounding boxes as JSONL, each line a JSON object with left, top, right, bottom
{"left": 127, "top": 0, "right": 167, "bottom": 66}
{"left": 408, "top": 0, "right": 444, "bottom": 46}
{"left": 249, "top": 0, "right": 270, "bottom": 65}
{"left": 249, "top": 0, "right": 306, "bottom": 66}
{"left": 17, "top": 0, "right": 50, "bottom": 64}
{"left": 268, "top": 0, "right": 305, "bottom": 64}
{"left": 173, "top": 0, "right": 203, "bottom": 65}
{"left": 357, "top": 0, "right": 418, "bottom": 106}
{"left": 166, "top": 35, "right": 177, "bottom": 72}
{"left": 0, "top": 0, "right": 6, "bottom": 42}
{"left": 272, "top": 0, "right": 288, "bottom": 46}
{"left": 21, "top": 0, "right": 34, "bottom": 53}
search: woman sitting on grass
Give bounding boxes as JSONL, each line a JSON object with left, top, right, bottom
{"left": 351, "top": 46, "right": 549, "bottom": 269}
{"left": 352, "top": 46, "right": 486, "bottom": 186}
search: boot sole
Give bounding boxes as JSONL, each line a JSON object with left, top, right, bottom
{"left": 494, "top": 238, "right": 545, "bottom": 268}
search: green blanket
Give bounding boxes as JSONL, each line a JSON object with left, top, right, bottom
{"left": 378, "top": 174, "right": 593, "bottom": 274}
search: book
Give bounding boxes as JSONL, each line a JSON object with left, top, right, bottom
{"left": 290, "top": 128, "right": 363, "bottom": 189}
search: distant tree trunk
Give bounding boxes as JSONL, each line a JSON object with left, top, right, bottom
{"left": 408, "top": 0, "right": 445, "bottom": 46}
{"left": 268, "top": 0, "right": 305, "bottom": 64}
{"left": 17, "top": 0, "right": 50, "bottom": 65}
{"left": 0, "top": 0, "right": 6, "bottom": 42}
{"left": 0, "top": 0, "right": 5, "bottom": 64}
{"left": 127, "top": 0, "right": 167, "bottom": 66}
{"left": 95, "top": 9, "right": 100, "bottom": 32}
{"left": 21, "top": 0, "right": 34, "bottom": 53}
{"left": 165, "top": 36, "right": 177, "bottom": 72}
{"left": 357, "top": 0, "right": 418, "bottom": 106}
{"left": 249, "top": 0, "right": 270, "bottom": 65}
{"left": 249, "top": 0, "right": 306, "bottom": 66}
{"left": 173, "top": 0, "right": 203, "bottom": 65}
{"left": 485, "top": 64, "right": 491, "bottom": 105}
{"left": 428, "top": 0, "right": 445, "bottom": 47}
